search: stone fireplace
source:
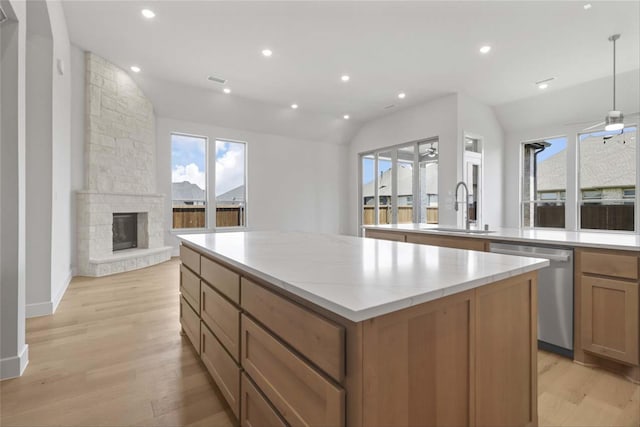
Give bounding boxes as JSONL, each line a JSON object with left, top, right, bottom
{"left": 76, "top": 52, "right": 171, "bottom": 277}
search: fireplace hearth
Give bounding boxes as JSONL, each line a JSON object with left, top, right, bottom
{"left": 113, "top": 213, "right": 138, "bottom": 251}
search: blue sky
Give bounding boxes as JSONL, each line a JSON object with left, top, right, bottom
{"left": 171, "top": 134, "right": 205, "bottom": 171}
{"left": 538, "top": 136, "right": 567, "bottom": 162}
{"left": 362, "top": 157, "right": 391, "bottom": 185}
{"left": 171, "top": 134, "right": 245, "bottom": 195}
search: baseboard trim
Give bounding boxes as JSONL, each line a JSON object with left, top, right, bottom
{"left": 0, "top": 344, "right": 29, "bottom": 380}
{"left": 25, "top": 301, "right": 54, "bottom": 318}
{"left": 25, "top": 269, "right": 73, "bottom": 318}
{"left": 52, "top": 270, "right": 73, "bottom": 313}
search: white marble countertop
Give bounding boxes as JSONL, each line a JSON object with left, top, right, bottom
{"left": 363, "top": 224, "right": 640, "bottom": 251}
{"left": 178, "top": 231, "right": 548, "bottom": 322}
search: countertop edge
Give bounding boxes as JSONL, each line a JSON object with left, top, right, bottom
{"left": 362, "top": 225, "right": 640, "bottom": 252}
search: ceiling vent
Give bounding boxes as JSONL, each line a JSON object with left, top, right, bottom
{"left": 0, "top": 6, "right": 8, "bottom": 24}
{"left": 384, "top": 104, "right": 396, "bottom": 110}
{"left": 207, "top": 75, "right": 227, "bottom": 84}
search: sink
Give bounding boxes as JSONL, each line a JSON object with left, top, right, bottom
{"left": 420, "top": 227, "right": 496, "bottom": 234}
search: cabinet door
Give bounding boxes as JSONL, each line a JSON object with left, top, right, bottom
{"left": 241, "top": 373, "right": 288, "bottom": 427}
{"left": 581, "top": 275, "right": 639, "bottom": 365}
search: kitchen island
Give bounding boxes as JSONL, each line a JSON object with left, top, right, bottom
{"left": 177, "top": 231, "right": 549, "bottom": 427}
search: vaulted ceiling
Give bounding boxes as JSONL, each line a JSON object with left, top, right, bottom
{"left": 62, "top": 1, "right": 639, "bottom": 125}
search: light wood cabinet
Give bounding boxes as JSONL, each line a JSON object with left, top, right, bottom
{"left": 575, "top": 248, "right": 640, "bottom": 382}
{"left": 180, "top": 264, "right": 200, "bottom": 313}
{"left": 363, "top": 229, "right": 406, "bottom": 242}
{"left": 201, "top": 323, "right": 241, "bottom": 418}
{"left": 241, "top": 314, "right": 346, "bottom": 427}
{"left": 180, "top": 296, "right": 200, "bottom": 354}
{"left": 241, "top": 373, "right": 288, "bottom": 427}
{"left": 405, "top": 232, "right": 488, "bottom": 251}
{"left": 181, "top": 243, "right": 539, "bottom": 426}
{"left": 201, "top": 255, "right": 240, "bottom": 304}
{"left": 201, "top": 281, "right": 241, "bottom": 362}
{"left": 581, "top": 276, "right": 639, "bottom": 365}
{"left": 241, "top": 278, "right": 345, "bottom": 382}
{"left": 180, "top": 244, "right": 201, "bottom": 274}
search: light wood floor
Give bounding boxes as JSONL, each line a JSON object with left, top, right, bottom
{"left": 1, "top": 258, "right": 638, "bottom": 427}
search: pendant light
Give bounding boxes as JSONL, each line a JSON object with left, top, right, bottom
{"left": 604, "top": 34, "right": 624, "bottom": 132}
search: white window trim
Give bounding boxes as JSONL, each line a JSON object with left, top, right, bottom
{"left": 170, "top": 132, "right": 248, "bottom": 231}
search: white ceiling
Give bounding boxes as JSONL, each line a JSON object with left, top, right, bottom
{"left": 62, "top": 0, "right": 640, "bottom": 123}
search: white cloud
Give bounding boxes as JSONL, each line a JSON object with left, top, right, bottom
{"left": 216, "top": 143, "right": 245, "bottom": 195}
{"left": 172, "top": 163, "right": 206, "bottom": 190}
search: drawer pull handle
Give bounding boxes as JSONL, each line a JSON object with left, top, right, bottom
{"left": 202, "top": 292, "right": 206, "bottom": 311}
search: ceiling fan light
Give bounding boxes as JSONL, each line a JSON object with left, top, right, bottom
{"left": 605, "top": 110, "right": 624, "bottom": 131}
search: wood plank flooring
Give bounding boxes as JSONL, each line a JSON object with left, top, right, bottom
{"left": 1, "top": 258, "right": 638, "bottom": 427}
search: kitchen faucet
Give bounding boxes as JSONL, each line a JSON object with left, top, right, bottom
{"left": 454, "top": 181, "right": 471, "bottom": 230}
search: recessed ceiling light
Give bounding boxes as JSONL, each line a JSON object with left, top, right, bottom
{"left": 141, "top": 9, "right": 155, "bottom": 19}
{"left": 291, "top": 104, "right": 298, "bottom": 109}
{"left": 130, "top": 66, "right": 141, "bottom": 73}
{"left": 538, "top": 83, "right": 548, "bottom": 90}
{"left": 343, "top": 114, "right": 350, "bottom": 120}
{"left": 583, "top": 3, "right": 592, "bottom": 10}
{"left": 341, "top": 75, "right": 350, "bottom": 82}
{"left": 223, "top": 88, "right": 231, "bottom": 94}
{"left": 398, "top": 92, "right": 406, "bottom": 99}
{"left": 479, "top": 45, "right": 491, "bottom": 54}
{"left": 262, "top": 49, "right": 273, "bottom": 57}
{"left": 535, "top": 77, "right": 555, "bottom": 90}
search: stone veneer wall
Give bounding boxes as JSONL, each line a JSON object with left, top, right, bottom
{"left": 77, "top": 52, "right": 170, "bottom": 277}
{"left": 85, "top": 52, "right": 155, "bottom": 193}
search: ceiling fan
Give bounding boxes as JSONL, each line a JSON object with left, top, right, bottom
{"left": 579, "top": 34, "right": 639, "bottom": 132}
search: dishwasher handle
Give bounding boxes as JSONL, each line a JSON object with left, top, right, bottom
{"left": 489, "top": 247, "right": 570, "bottom": 262}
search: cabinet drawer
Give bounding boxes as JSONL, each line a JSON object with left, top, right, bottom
{"left": 180, "top": 244, "right": 201, "bottom": 274}
{"left": 241, "top": 373, "right": 288, "bottom": 427}
{"left": 242, "top": 278, "right": 345, "bottom": 382}
{"left": 180, "top": 265, "right": 200, "bottom": 313}
{"left": 406, "top": 233, "right": 487, "bottom": 251}
{"left": 365, "top": 229, "right": 406, "bottom": 242}
{"left": 241, "top": 315, "right": 345, "bottom": 427}
{"left": 201, "top": 323, "right": 240, "bottom": 418}
{"left": 202, "top": 281, "right": 240, "bottom": 362}
{"left": 180, "top": 296, "right": 200, "bottom": 354}
{"left": 201, "top": 256, "right": 240, "bottom": 304}
{"left": 580, "top": 251, "right": 638, "bottom": 280}
{"left": 581, "top": 276, "right": 639, "bottom": 365}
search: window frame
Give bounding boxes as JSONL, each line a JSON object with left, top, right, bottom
{"left": 577, "top": 125, "right": 638, "bottom": 232}
{"left": 170, "top": 132, "right": 248, "bottom": 231}
{"left": 519, "top": 136, "right": 568, "bottom": 230}
{"left": 519, "top": 125, "right": 639, "bottom": 233}
{"left": 358, "top": 137, "right": 439, "bottom": 234}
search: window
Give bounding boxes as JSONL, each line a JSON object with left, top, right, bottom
{"left": 579, "top": 127, "right": 637, "bottom": 231}
{"left": 521, "top": 137, "right": 567, "bottom": 228}
{"left": 171, "top": 134, "right": 207, "bottom": 229}
{"left": 360, "top": 138, "right": 438, "bottom": 227}
{"left": 171, "top": 133, "right": 247, "bottom": 229}
{"left": 215, "top": 140, "right": 246, "bottom": 227}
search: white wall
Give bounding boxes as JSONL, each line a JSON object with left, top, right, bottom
{"left": 25, "top": 26, "right": 53, "bottom": 315}
{"left": 0, "top": 0, "right": 28, "bottom": 380}
{"left": 496, "top": 69, "right": 640, "bottom": 228}
{"left": 157, "top": 117, "right": 348, "bottom": 253}
{"left": 457, "top": 94, "right": 505, "bottom": 229}
{"left": 23, "top": 0, "right": 72, "bottom": 318}
{"left": 69, "top": 43, "right": 84, "bottom": 270}
{"left": 346, "top": 94, "right": 459, "bottom": 235}
{"left": 47, "top": 0, "right": 72, "bottom": 309}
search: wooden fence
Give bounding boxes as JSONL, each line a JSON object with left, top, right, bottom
{"left": 173, "top": 206, "right": 243, "bottom": 228}
{"left": 534, "top": 204, "right": 634, "bottom": 230}
{"left": 363, "top": 206, "right": 438, "bottom": 225}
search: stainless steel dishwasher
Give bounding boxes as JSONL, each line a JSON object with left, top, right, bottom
{"left": 489, "top": 242, "right": 574, "bottom": 357}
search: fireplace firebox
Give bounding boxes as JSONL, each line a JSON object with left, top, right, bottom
{"left": 113, "top": 213, "right": 138, "bottom": 251}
